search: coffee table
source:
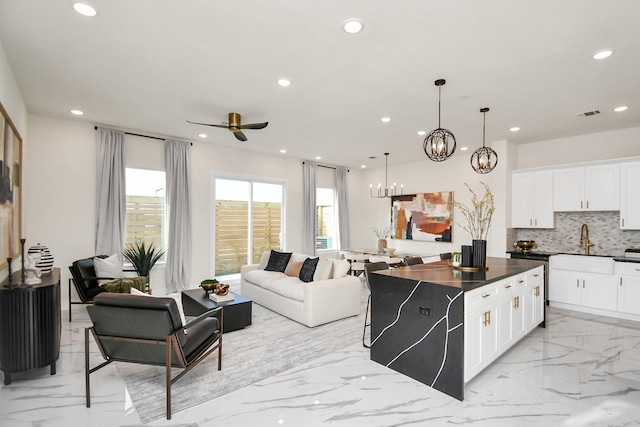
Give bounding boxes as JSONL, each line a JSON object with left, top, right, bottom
{"left": 181, "top": 289, "right": 252, "bottom": 333}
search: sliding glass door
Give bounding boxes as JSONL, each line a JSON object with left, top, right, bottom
{"left": 214, "top": 178, "right": 284, "bottom": 275}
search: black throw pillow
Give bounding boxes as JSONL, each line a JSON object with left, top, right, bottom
{"left": 299, "top": 257, "right": 319, "bottom": 283}
{"left": 264, "top": 250, "right": 293, "bottom": 272}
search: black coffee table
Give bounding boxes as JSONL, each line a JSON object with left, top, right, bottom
{"left": 181, "top": 289, "right": 252, "bottom": 333}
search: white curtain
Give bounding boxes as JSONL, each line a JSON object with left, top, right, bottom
{"left": 165, "top": 139, "right": 192, "bottom": 293}
{"left": 95, "top": 127, "right": 126, "bottom": 262}
{"left": 303, "top": 162, "right": 317, "bottom": 256}
{"left": 335, "top": 167, "right": 351, "bottom": 250}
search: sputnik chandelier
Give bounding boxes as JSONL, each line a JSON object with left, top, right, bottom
{"left": 424, "top": 79, "right": 457, "bottom": 162}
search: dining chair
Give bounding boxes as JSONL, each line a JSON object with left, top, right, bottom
{"left": 362, "top": 261, "right": 389, "bottom": 349}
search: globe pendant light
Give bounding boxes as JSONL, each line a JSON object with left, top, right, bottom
{"left": 424, "top": 79, "right": 456, "bottom": 161}
{"left": 470, "top": 107, "right": 498, "bottom": 174}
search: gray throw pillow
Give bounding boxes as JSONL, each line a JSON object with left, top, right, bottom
{"left": 264, "top": 250, "right": 292, "bottom": 272}
{"left": 299, "top": 257, "right": 319, "bottom": 282}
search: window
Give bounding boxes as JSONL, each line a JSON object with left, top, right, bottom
{"left": 316, "top": 187, "right": 336, "bottom": 250}
{"left": 125, "top": 168, "right": 166, "bottom": 256}
{"left": 214, "top": 178, "right": 284, "bottom": 275}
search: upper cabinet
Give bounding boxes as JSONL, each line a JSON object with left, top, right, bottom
{"left": 512, "top": 170, "right": 554, "bottom": 228}
{"left": 620, "top": 161, "right": 640, "bottom": 229}
{"left": 553, "top": 164, "right": 619, "bottom": 211}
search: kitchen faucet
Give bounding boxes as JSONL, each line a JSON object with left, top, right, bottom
{"left": 579, "top": 223, "right": 595, "bottom": 255}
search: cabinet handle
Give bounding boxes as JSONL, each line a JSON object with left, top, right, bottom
{"left": 482, "top": 293, "right": 491, "bottom": 298}
{"left": 622, "top": 218, "right": 625, "bottom": 227}
{"left": 583, "top": 280, "right": 585, "bottom": 289}
{"left": 488, "top": 310, "right": 491, "bottom": 325}
{"left": 534, "top": 286, "right": 540, "bottom": 297}
{"left": 535, "top": 218, "right": 538, "bottom": 226}
{"left": 620, "top": 277, "right": 623, "bottom": 287}
{"left": 576, "top": 279, "right": 579, "bottom": 288}
{"left": 587, "top": 200, "right": 589, "bottom": 209}
{"left": 581, "top": 201, "right": 583, "bottom": 209}
{"left": 483, "top": 311, "right": 488, "bottom": 326}
{"left": 518, "top": 279, "right": 525, "bottom": 284}
{"left": 529, "top": 218, "right": 532, "bottom": 226}
{"left": 534, "top": 274, "right": 540, "bottom": 277}
{"left": 505, "top": 284, "right": 512, "bottom": 289}
{"left": 513, "top": 297, "right": 517, "bottom": 309}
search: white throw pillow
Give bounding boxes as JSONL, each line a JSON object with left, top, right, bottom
{"left": 94, "top": 254, "right": 124, "bottom": 284}
{"left": 130, "top": 288, "right": 187, "bottom": 327}
{"left": 257, "top": 251, "right": 270, "bottom": 270}
{"left": 331, "top": 259, "right": 351, "bottom": 279}
{"left": 313, "top": 256, "right": 333, "bottom": 281}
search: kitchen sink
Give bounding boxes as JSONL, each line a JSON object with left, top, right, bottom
{"left": 550, "top": 254, "right": 615, "bottom": 274}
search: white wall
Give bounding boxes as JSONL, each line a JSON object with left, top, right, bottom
{"left": 0, "top": 39, "right": 28, "bottom": 281}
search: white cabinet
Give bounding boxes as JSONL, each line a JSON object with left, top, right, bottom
{"left": 524, "top": 267, "right": 545, "bottom": 330}
{"left": 550, "top": 268, "right": 618, "bottom": 311}
{"left": 553, "top": 164, "right": 619, "bottom": 211}
{"left": 464, "top": 284, "right": 499, "bottom": 383}
{"left": 616, "top": 262, "right": 640, "bottom": 315}
{"left": 511, "top": 170, "right": 554, "bottom": 228}
{"left": 499, "top": 274, "right": 526, "bottom": 352}
{"left": 620, "top": 162, "right": 640, "bottom": 229}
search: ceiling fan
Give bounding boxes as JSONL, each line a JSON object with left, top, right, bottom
{"left": 187, "top": 112, "right": 268, "bottom": 141}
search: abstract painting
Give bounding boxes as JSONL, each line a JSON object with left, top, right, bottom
{"left": 0, "top": 101, "right": 22, "bottom": 268}
{"left": 391, "top": 191, "right": 453, "bottom": 242}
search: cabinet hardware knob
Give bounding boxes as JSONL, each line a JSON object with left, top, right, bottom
{"left": 518, "top": 279, "right": 525, "bottom": 284}
{"left": 482, "top": 293, "right": 491, "bottom": 298}
{"left": 505, "top": 285, "right": 512, "bottom": 288}
{"left": 534, "top": 274, "right": 540, "bottom": 277}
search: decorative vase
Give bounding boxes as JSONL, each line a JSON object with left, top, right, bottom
{"left": 377, "top": 239, "right": 387, "bottom": 253}
{"left": 472, "top": 239, "right": 487, "bottom": 268}
{"left": 28, "top": 243, "right": 54, "bottom": 274}
{"left": 461, "top": 245, "right": 473, "bottom": 267}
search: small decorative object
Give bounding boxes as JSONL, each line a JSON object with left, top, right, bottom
{"left": 28, "top": 243, "right": 54, "bottom": 274}
{"left": 7, "top": 257, "right": 12, "bottom": 285}
{"left": 424, "top": 79, "right": 456, "bottom": 162}
{"left": 23, "top": 253, "right": 42, "bottom": 285}
{"left": 214, "top": 283, "right": 229, "bottom": 296}
{"left": 373, "top": 225, "right": 392, "bottom": 253}
{"left": 451, "top": 252, "right": 462, "bottom": 267}
{"left": 200, "top": 278, "right": 219, "bottom": 294}
{"left": 461, "top": 245, "right": 473, "bottom": 268}
{"left": 470, "top": 108, "right": 498, "bottom": 174}
{"left": 454, "top": 182, "right": 495, "bottom": 269}
{"left": 20, "top": 238, "right": 26, "bottom": 284}
{"left": 514, "top": 240, "right": 537, "bottom": 253}
{"left": 383, "top": 247, "right": 396, "bottom": 255}
{"left": 122, "top": 241, "right": 165, "bottom": 278}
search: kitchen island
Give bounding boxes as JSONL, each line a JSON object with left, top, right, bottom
{"left": 369, "top": 257, "right": 545, "bottom": 400}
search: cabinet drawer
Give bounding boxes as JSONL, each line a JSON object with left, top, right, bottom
{"left": 527, "top": 267, "right": 544, "bottom": 284}
{"left": 615, "top": 262, "right": 640, "bottom": 276}
{"left": 465, "top": 283, "right": 499, "bottom": 313}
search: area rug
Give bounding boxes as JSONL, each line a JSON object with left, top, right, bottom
{"left": 117, "top": 298, "right": 366, "bottom": 423}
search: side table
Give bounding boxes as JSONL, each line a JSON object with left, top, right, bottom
{"left": 182, "top": 289, "right": 252, "bottom": 333}
{"left": 0, "top": 268, "right": 61, "bottom": 385}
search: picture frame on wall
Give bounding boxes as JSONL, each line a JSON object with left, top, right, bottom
{"left": 0, "top": 101, "right": 22, "bottom": 268}
{"left": 391, "top": 191, "right": 453, "bottom": 242}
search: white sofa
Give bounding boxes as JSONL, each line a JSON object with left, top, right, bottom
{"left": 240, "top": 252, "right": 362, "bottom": 327}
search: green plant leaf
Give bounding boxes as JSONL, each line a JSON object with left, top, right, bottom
{"left": 123, "top": 241, "right": 166, "bottom": 277}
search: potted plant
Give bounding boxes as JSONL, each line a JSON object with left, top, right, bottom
{"left": 123, "top": 241, "right": 166, "bottom": 279}
{"left": 454, "top": 182, "right": 495, "bottom": 268}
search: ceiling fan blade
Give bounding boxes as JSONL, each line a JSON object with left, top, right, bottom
{"left": 233, "top": 130, "right": 248, "bottom": 142}
{"left": 186, "top": 120, "right": 228, "bottom": 129}
{"left": 238, "top": 122, "right": 268, "bottom": 130}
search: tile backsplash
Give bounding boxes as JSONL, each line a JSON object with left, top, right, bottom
{"left": 512, "top": 212, "right": 640, "bottom": 256}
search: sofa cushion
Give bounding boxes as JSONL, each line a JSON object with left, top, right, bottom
{"left": 244, "top": 269, "right": 287, "bottom": 288}
{"left": 285, "top": 260, "right": 304, "bottom": 277}
{"left": 265, "top": 250, "right": 292, "bottom": 272}
{"left": 332, "top": 259, "right": 351, "bottom": 279}
{"left": 268, "top": 277, "right": 305, "bottom": 301}
{"left": 94, "top": 253, "right": 124, "bottom": 284}
{"left": 313, "top": 256, "right": 333, "bottom": 281}
{"left": 257, "top": 251, "right": 271, "bottom": 270}
{"left": 299, "top": 257, "right": 319, "bottom": 282}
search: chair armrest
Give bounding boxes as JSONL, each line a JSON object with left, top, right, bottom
{"left": 183, "top": 306, "right": 222, "bottom": 331}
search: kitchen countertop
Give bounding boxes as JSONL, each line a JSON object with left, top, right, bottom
{"left": 507, "top": 250, "right": 640, "bottom": 264}
{"left": 374, "top": 257, "right": 545, "bottom": 292}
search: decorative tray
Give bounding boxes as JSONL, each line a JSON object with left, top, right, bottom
{"left": 450, "top": 265, "right": 489, "bottom": 272}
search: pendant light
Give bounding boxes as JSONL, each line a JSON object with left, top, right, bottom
{"left": 370, "top": 153, "right": 403, "bottom": 198}
{"left": 470, "top": 107, "right": 498, "bottom": 174}
{"left": 424, "top": 79, "right": 456, "bottom": 161}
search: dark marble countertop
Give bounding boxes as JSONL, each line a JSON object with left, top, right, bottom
{"left": 374, "top": 257, "right": 545, "bottom": 292}
{"left": 507, "top": 250, "right": 640, "bottom": 264}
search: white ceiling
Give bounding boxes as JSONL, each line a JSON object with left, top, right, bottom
{"left": 1, "top": 0, "right": 639, "bottom": 169}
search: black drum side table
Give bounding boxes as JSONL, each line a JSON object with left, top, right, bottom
{"left": 0, "top": 268, "right": 61, "bottom": 385}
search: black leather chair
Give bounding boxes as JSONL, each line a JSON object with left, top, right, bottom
{"left": 440, "top": 252, "right": 452, "bottom": 261}
{"left": 404, "top": 256, "right": 424, "bottom": 266}
{"left": 85, "top": 293, "right": 222, "bottom": 420}
{"left": 68, "top": 255, "right": 146, "bottom": 321}
{"left": 363, "top": 261, "right": 389, "bottom": 348}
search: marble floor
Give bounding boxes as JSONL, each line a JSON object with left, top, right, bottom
{"left": 1, "top": 298, "right": 640, "bottom": 426}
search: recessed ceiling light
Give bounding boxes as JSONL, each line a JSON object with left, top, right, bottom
{"left": 614, "top": 106, "right": 628, "bottom": 112}
{"left": 417, "top": 130, "right": 426, "bottom": 136}
{"left": 343, "top": 19, "right": 363, "bottom": 34}
{"left": 360, "top": 165, "right": 367, "bottom": 168}
{"left": 277, "top": 78, "right": 291, "bottom": 87}
{"left": 510, "top": 127, "right": 520, "bottom": 132}
{"left": 198, "top": 133, "right": 207, "bottom": 138}
{"left": 70, "top": 109, "right": 84, "bottom": 116}
{"left": 315, "top": 156, "right": 322, "bottom": 160}
{"left": 593, "top": 49, "right": 613, "bottom": 60}
{"left": 460, "top": 146, "right": 469, "bottom": 151}
{"left": 279, "top": 149, "right": 287, "bottom": 154}
{"left": 73, "top": 2, "right": 97, "bottom": 17}
{"left": 381, "top": 117, "right": 391, "bottom": 123}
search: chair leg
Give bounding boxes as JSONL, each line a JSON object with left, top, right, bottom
{"left": 362, "top": 294, "right": 371, "bottom": 348}
{"left": 69, "top": 281, "right": 72, "bottom": 322}
{"left": 85, "top": 327, "right": 90, "bottom": 407}
{"left": 166, "top": 336, "right": 172, "bottom": 420}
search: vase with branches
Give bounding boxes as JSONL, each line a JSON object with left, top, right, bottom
{"left": 454, "top": 182, "right": 495, "bottom": 267}
{"left": 373, "top": 225, "right": 393, "bottom": 253}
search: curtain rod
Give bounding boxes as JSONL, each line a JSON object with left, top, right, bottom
{"left": 94, "top": 126, "right": 193, "bottom": 145}
{"left": 302, "top": 161, "right": 350, "bottom": 172}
